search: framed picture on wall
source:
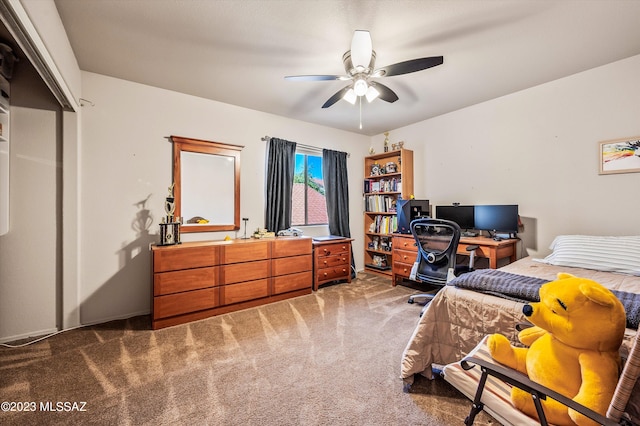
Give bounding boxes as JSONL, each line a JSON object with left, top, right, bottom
{"left": 599, "top": 136, "right": 640, "bottom": 175}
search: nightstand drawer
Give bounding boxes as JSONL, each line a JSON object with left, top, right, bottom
{"left": 316, "top": 242, "right": 349, "bottom": 258}
{"left": 317, "top": 253, "right": 349, "bottom": 268}
{"left": 316, "top": 266, "right": 350, "bottom": 283}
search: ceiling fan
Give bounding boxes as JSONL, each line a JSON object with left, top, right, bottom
{"left": 285, "top": 30, "right": 443, "bottom": 108}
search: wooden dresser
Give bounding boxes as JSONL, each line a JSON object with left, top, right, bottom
{"left": 151, "top": 237, "right": 312, "bottom": 329}
{"left": 312, "top": 238, "right": 353, "bottom": 291}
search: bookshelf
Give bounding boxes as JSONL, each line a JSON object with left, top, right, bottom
{"left": 363, "top": 148, "right": 413, "bottom": 276}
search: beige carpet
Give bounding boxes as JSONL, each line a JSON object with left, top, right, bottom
{"left": 0, "top": 273, "right": 495, "bottom": 425}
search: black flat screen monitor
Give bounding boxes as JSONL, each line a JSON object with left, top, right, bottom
{"left": 435, "top": 205, "right": 475, "bottom": 230}
{"left": 396, "top": 199, "right": 430, "bottom": 234}
{"left": 474, "top": 205, "right": 519, "bottom": 234}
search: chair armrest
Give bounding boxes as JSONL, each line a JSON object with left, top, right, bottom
{"left": 461, "top": 355, "right": 618, "bottom": 426}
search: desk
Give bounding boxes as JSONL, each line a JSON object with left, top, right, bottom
{"left": 391, "top": 234, "right": 518, "bottom": 285}
{"left": 459, "top": 236, "right": 518, "bottom": 269}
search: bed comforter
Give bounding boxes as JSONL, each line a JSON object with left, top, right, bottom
{"left": 400, "top": 256, "right": 640, "bottom": 385}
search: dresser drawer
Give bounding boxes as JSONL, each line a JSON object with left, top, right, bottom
{"left": 315, "top": 242, "right": 350, "bottom": 258}
{"left": 316, "top": 266, "right": 350, "bottom": 283}
{"left": 272, "top": 237, "right": 312, "bottom": 258}
{"left": 153, "top": 245, "right": 219, "bottom": 272}
{"left": 392, "top": 236, "right": 417, "bottom": 252}
{"left": 394, "top": 248, "right": 417, "bottom": 265}
{"left": 317, "top": 253, "right": 349, "bottom": 268}
{"left": 154, "top": 287, "right": 219, "bottom": 319}
{"left": 220, "top": 279, "right": 269, "bottom": 305}
{"left": 221, "top": 240, "right": 269, "bottom": 264}
{"left": 392, "top": 261, "right": 415, "bottom": 279}
{"left": 154, "top": 266, "right": 219, "bottom": 296}
{"left": 220, "top": 259, "right": 269, "bottom": 284}
{"left": 272, "top": 254, "right": 312, "bottom": 276}
{"left": 272, "top": 271, "right": 312, "bottom": 294}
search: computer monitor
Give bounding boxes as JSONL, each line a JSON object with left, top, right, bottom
{"left": 473, "top": 205, "right": 519, "bottom": 234}
{"left": 396, "top": 199, "right": 430, "bottom": 234}
{"left": 435, "top": 205, "right": 475, "bottom": 230}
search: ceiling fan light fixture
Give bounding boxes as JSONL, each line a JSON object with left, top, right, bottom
{"left": 343, "top": 88, "right": 357, "bottom": 104}
{"left": 365, "top": 85, "right": 379, "bottom": 102}
{"left": 353, "top": 78, "right": 368, "bottom": 96}
{"left": 351, "top": 30, "right": 372, "bottom": 69}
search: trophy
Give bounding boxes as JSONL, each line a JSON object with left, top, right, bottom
{"left": 159, "top": 183, "right": 181, "bottom": 245}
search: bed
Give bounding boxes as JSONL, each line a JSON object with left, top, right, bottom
{"left": 401, "top": 235, "right": 640, "bottom": 387}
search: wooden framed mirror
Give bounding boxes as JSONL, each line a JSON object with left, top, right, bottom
{"left": 170, "top": 135, "right": 243, "bottom": 233}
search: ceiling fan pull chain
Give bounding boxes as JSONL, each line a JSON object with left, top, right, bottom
{"left": 359, "top": 96, "right": 363, "bottom": 129}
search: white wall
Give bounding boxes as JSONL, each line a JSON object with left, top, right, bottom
{"left": 380, "top": 54, "right": 640, "bottom": 258}
{"left": 78, "top": 72, "right": 369, "bottom": 325}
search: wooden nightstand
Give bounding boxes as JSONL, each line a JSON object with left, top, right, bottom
{"left": 312, "top": 238, "right": 353, "bottom": 291}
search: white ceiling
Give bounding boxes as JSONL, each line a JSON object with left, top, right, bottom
{"left": 54, "top": 0, "right": 640, "bottom": 136}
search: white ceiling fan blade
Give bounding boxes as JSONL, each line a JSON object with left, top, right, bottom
{"left": 350, "top": 30, "right": 372, "bottom": 70}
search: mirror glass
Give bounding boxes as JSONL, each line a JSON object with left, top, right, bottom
{"left": 171, "top": 136, "right": 243, "bottom": 233}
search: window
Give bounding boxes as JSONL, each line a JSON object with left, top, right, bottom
{"left": 292, "top": 152, "right": 328, "bottom": 226}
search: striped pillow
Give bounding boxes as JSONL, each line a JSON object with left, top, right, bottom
{"left": 538, "top": 235, "right": 640, "bottom": 276}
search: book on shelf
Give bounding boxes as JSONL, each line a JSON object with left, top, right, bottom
{"left": 373, "top": 214, "right": 397, "bottom": 234}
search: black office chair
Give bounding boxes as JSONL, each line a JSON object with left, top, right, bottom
{"left": 407, "top": 218, "right": 477, "bottom": 313}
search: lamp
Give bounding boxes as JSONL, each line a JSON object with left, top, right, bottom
{"left": 353, "top": 78, "right": 368, "bottom": 96}
{"left": 365, "top": 85, "right": 379, "bottom": 102}
{"left": 351, "top": 30, "right": 372, "bottom": 72}
{"left": 343, "top": 88, "right": 357, "bottom": 104}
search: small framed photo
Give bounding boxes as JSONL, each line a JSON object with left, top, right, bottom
{"left": 599, "top": 136, "right": 640, "bottom": 175}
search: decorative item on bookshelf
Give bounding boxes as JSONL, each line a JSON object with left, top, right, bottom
{"left": 385, "top": 162, "right": 397, "bottom": 173}
{"left": 383, "top": 131, "right": 390, "bottom": 152}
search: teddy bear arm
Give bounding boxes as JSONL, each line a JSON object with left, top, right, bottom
{"left": 517, "top": 325, "right": 546, "bottom": 346}
{"left": 569, "top": 353, "right": 620, "bottom": 426}
{"left": 487, "top": 333, "right": 528, "bottom": 373}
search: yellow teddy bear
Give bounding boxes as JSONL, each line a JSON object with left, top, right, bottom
{"left": 488, "top": 273, "right": 626, "bottom": 426}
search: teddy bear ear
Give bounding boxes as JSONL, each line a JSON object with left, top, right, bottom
{"left": 579, "top": 282, "right": 615, "bottom": 307}
{"left": 557, "top": 272, "right": 576, "bottom": 280}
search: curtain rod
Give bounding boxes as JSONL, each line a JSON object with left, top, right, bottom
{"left": 261, "top": 135, "right": 350, "bottom": 158}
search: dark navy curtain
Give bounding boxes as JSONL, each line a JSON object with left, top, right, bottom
{"left": 265, "top": 137, "right": 297, "bottom": 233}
{"left": 322, "top": 149, "right": 355, "bottom": 277}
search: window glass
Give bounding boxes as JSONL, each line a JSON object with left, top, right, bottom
{"left": 292, "top": 153, "right": 327, "bottom": 226}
